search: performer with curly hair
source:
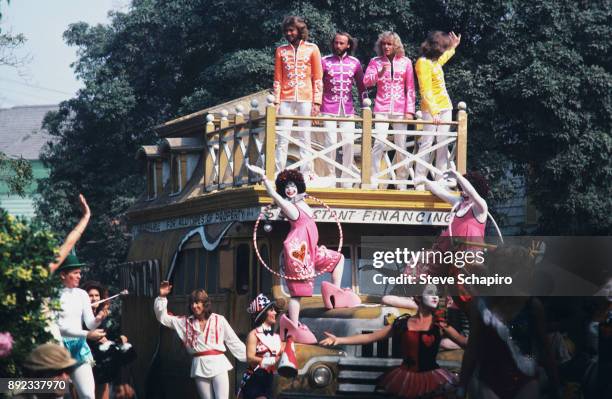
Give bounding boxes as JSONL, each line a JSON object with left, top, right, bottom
{"left": 247, "top": 164, "right": 360, "bottom": 344}
{"left": 320, "top": 284, "right": 465, "bottom": 398}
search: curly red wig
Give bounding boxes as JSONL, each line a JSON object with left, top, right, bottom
{"left": 275, "top": 169, "right": 306, "bottom": 198}
{"left": 463, "top": 171, "right": 490, "bottom": 199}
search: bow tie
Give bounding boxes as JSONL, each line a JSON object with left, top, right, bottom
{"left": 262, "top": 329, "right": 273, "bottom": 336}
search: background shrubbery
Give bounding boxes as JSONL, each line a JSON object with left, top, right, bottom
{"left": 0, "top": 210, "right": 60, "bottom": 377}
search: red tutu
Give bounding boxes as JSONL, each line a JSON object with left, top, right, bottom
{"left": 379, "top": 365, "right": 458, "bottom": 398}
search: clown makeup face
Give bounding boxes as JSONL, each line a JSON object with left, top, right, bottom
{"left": 265, "top": 307, "right": 277, "bottom": 325}
{"left": 422, "top": 284, "right": 439, "bottom": 309}
{"left": 284, "top": 181, "right": 298, "bottom": 199}
{"left": 61, "top": 269, "right": 81, "bottom": 289}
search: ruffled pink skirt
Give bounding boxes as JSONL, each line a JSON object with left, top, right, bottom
{"left": 379, "top": 365, "right": 458, "bottom": 398}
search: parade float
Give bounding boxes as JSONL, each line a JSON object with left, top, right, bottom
{"left": 121, "top": 90, "right": 469, "bottom": 398}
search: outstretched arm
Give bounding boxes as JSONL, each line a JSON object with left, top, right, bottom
{"left": 49, "top": 194, "right": 91, "bottom": 274}
{"left": 320, "top": 324, "right": 392, "bottom": 346}
{"left": 246, "top": 164, "right": 299, "bottom": 220}
{"left": 446, "top": 170, "right": 487, "bottom": 216}
{"left": 414, "top": 176, "right": 461, "bottom": 206}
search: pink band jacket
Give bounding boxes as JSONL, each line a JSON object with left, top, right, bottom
{"left": 363, "top": 55, "right": 416, "bottom": 116}
{"left": 273, "top": 40, "right": 323, "bottom": 105}
{"left": 320, "top": 53, "right": 368, "bottom": 116}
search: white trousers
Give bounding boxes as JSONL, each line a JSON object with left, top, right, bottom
{"left": 321, "top": 112, "right": 356, "bottom": 188}
{"left": 371, "top": 113, "right": 408, "bottom": 189}
{"left": 275, "top": 101, "right": 313, "bottom": 173}
{"left": 414, "top": 109, "right": 452, "bottom": 180}
{"left": 71, "top": 363, "right": 95, "bottom": 399}
{"left": 194, "top": 373, "right": 229, "bottom": 399}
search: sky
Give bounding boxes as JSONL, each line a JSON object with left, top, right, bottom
{"left": 0, "top": 0, "right": 130, "bottom": 108}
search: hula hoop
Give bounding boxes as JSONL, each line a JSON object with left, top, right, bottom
{"left": 253, "top": 194, "right": 343, "bottom": 281}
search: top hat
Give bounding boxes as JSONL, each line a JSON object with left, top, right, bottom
{"left": 247, "top": 293, "right": 276, "bottom": 326}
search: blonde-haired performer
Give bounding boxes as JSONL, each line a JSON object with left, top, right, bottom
{"left": 154, "top": 282, "right": 246, "bottom": 399}
{"left": 363, "top": 31, "right": 416, "bottom": 189}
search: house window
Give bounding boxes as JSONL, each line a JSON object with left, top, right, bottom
{"left": 170, "top": 154, "right": 181, "bottom": 194}
{"left": 170, "top": 245, "right": 220, "bottom": 295}
{"left": 147, "top": 161, "right": 156, "bottom": 199}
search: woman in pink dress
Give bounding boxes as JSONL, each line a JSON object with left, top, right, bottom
{"left": 383, "top": 170, "right": 489, "bottom": 311}
{"left": 247, "top": 164, "right": 360, "bottom": 344}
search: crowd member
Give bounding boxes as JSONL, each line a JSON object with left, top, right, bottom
{"left": 414, "top": 31, "right": 461, "bottom": 188}
{"left": 17, "top": 344, "right": 77, "bottom": 398}
{"left": 154, "top": 281, "right": 246, "bottom": 399}
{"left": 320, "top": 284, "right": 465, "bottom": 398}
{"left": 318, "top": 31, "right": 367, "bottom": 187}
{"left": 82, "top": 281, "right": 136, "bottom": 399}
{"left": 458, "top": 295, "right": 561, "bottom": 399}
{"left": 239, "top": 294, "right": 285, "bottom": 399}
{"left": 363, "top": 31, "right": 415, "bottom": 190}
{"left": 247, "top": 164, "right": 360, "bottom": 344}
{"left": 273, "top": 16, "right": 323, "bottom": 174}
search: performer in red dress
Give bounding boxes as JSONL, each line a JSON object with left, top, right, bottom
{"left": 320, "top": 285, "right": 465, "bottom": 398}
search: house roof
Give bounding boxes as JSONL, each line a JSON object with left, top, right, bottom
{"left": 0, "top": 104, "right": 58, "bottom": 160}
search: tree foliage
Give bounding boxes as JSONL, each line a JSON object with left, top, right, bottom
{"left": 0, "top": 210, "right": 60, "bottom": 377}
{"left": 38, "top": 0, "right": 611, "bottom": 289}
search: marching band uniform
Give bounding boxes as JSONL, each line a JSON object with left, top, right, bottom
{"left": 154, "top": 297, "right": 246, "bottom": 399}
{"left": 319, "top": 53, "right": 367, "bottom": 186}
{"left": 364, "top": 55, "right": 416, "bottom": 189}
{"left": 273, "top": 40, "right": 323, "bottom": 173}
{"left": 414, "top": 48, "right": 455, "bottom": 182}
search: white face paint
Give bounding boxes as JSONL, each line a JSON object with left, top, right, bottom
{"left": 285, "top": 181, "right": 298, "bottom": 198}
{"left": 422, "top": 284, "right": 439, "bottom": 309}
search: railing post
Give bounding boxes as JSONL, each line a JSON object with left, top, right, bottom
{"left": 247, "top": 100, "right": 262, "bottom": 183}
{"left": 204, "top": 113, "right": 215, "bottom": 191}
{"left": 264, "top": 95, "right": 276, "bottom": 181}
{"left": 218, "top": 109, "right": 230, "bottom": 189}
{"left": 361, "top": 98, "right": 373, "bottom": 187}
{"left": 456, "top": 102, "right": 467, "bottom": 174}
{"left": 233, "top": 104, "right": 246, "bottom": 186}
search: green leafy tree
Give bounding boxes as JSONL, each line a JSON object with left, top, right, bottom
{"left": 37, "top": 0, "right": 611, "bottom": 290}
{"left": 0, "top": 0, "right": 33, "bottom": 197}
{"left": 0, "top": 210, "right": 60, "bottom": 377}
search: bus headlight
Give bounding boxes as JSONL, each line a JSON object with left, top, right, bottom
{"left": 309, "top": 364, "right": 332, "bottom": 388}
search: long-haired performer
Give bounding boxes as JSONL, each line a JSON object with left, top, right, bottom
{"left": 154, "top": 282, "right": 246, "bottom": 399}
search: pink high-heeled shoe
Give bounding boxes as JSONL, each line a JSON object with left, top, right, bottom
{"left": 279, "top": 314, "right": 317, "bottom": 344}
{"left": 321, "top": 281, "right": 362, "bottom": 309}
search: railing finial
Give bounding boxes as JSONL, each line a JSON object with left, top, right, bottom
{"left": 266, "top": 94, "right": 275, "bottom": 105}
{"left": 250, "top": 99, "right": 259, "bottom": 110}
{"left": 415, "top": 110, "right": 423, "bottom": 120}
{"left": 235, "top": 104, "right": 244, "bottom": 116}
{"left": 221, "top": 109, "right": 229, "bottom": 120}
{"left": 362, "top": 98, "right": 372, "bottom": 108}
{"left": 206, "top": 114, "right": 214, "bottom": 123}
{"left": 458, "top": 102, "right": 467, "bottom": 111}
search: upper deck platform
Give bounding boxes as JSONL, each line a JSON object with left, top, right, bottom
{"left": 128, "top": 91, "right": 468, "bottom": 234}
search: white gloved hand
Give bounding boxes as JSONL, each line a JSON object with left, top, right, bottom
{"left": 260, "top": 354, "right": 277, "bottom": 368}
